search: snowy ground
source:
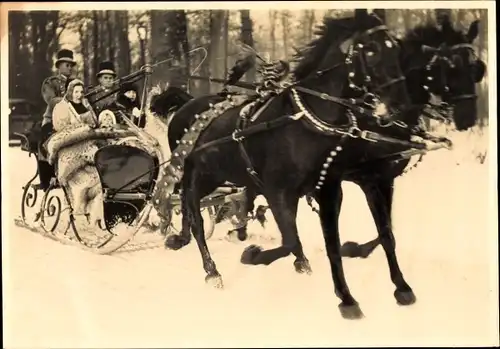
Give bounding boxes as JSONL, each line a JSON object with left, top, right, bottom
{"left": 2, "top": 127, "right": 498, "bottom": 348}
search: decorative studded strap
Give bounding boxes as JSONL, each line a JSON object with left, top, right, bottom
{"left": 150, "top": 94, "right": 249, "bottom": 214}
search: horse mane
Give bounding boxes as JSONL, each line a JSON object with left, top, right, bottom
{"left": 150, "top": 85, "right": 194, "bottom": 116}
{"left": 291, "top": 16, "right": 359, "bottom": 80}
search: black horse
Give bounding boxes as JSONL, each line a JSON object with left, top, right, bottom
{"left": 156, "top": 10, "right": 413, "bottom": 319}
{"left": 150, "top": 18, "right": 485, "bottom": 247}
{"left": 338, "top": 18, "right": 486, "bottom": 260}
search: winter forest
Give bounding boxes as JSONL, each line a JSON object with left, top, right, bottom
{"left": 8, "top": 8, "right": 489, "bottom": 126}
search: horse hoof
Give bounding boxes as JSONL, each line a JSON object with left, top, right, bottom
{"left": 294, "top": 259, "right": 313, "bottom": 275}
{"left": 227, "top": 228, "right": 248, "bottom": 242}
{"left": 240, "top": 244, "right": 262, "bottom": 264}
{"left": 164, "top": 235, "right": 188, "bottom": 250}
{"left": 338, "top": 303, "right": 364, "bottom": 320}
{"left": 237, "top": 229, "right": 248, "bottom": 241}
{"left": 340, "top": 241, "right": 364, "bottom": 258}
{"left": 205, "top": 274, "right": 224, "bottom": 289}
{"left": 394, "top": 289, "right": 417, "bottom": 306}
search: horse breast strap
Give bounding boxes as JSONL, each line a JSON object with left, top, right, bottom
{"left": 151, "top": 95, "right": 250, "bottom": 209}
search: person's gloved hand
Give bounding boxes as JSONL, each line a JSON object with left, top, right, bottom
{"left": 132, "top": 107, "right": 141, "bottom": 118}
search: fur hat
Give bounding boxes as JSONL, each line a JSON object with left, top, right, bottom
{"left": 120, "top": 82, "right": 138, "bottom": 94}
{"left": 55, "top": 49, "right": 76, "bottom": 67}
{"left": 97, "top": 61, "right": 117, "bottom": 77}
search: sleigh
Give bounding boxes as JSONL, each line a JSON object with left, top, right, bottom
{"left": 14, "top": 119, "right": 248, "bottom": 254}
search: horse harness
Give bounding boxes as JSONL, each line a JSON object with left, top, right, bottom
{"left": 192, "top": 25, "right": 453, "bottom": 192}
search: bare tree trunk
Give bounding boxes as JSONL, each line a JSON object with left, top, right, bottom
{"left": 92, "top": 11, "right": 99, "bottom": 85}
{"left": 166, "top": 10, "right": 190, "bottom": 90}
{"left": 115, "top": 11, "right": 131, "bottom": 78}
{"left": 240, "top": 10, "right": 255, "bottom": 82}
{"left": 98, "top": 12, "right": 107, "bottom": 62}
{"left": 106, "top": 11, "right": 115, "bottom": 62}
{"left": 46, "top": 11, "right": 61, "bottom": 63}
{"left": 8, "top": 12, "right": 27, "bottom": 99}
{"left": 150, "top": 10, "right": 170, "bottom": 88}
{"left": 269, "top": 10, "right": 277, "bottom": 60}
{"left": 179, "top": 11, "right": 191, "bottom": 90}
{"left": 198, "top": 13, "right": 212, "bottom": 95}
{"left": 19, "top": 14, "right": 32, "bottom": 93}
{"left": 30, "top": 11, "right": 59, "bottom": 104}
{"left": 78, "top": 24, "right": 90, "bottom": 86}
{"left": 281, "top": 11, "right": 290, "bottom": 59}
{"left": 223, "top": 10, "right": 229, "bottom": 80}
{"left": 209, "top": 10, "right": 225, "bottom": 93}
{"left": 307, "top": 10, "right": 316, "bottom": 41}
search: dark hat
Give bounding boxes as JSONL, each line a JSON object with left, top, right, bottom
{"left": 97, "top": 61, "right": 117, "bottom": 77}
{"left": 55, "top": 49, "right": 76, "bottom": 67}
{"left": 120, "top": 82, "right": 138, "bottom": 94}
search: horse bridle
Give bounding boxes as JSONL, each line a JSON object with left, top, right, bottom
{"left": 280, "top": 25, "right": 406, "bottom": 120}
{"left": 403, "top": 41, "right": 483, "bottom": 126}
{"left": 282, "top": 24, "right": 410, "bottom": 133}
{"left": 422, "top": 42, "right": 480, "bottom": 102}
{"left": 345, "top": 25, "right": 406, "bottom": 95}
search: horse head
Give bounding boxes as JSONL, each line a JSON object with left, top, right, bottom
{"left": 149, "top": 85, "right": 194, "bottom": 118}
{"left": 291, "top": 9, "right": 411, "bottom": 125}
{"left": 401, "top": 18, "right": 486, "bottom": 131}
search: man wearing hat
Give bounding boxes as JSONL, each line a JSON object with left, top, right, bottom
{"left": 35, "top": 49, "right": 77, "bottom": 191}
{"left": 87, "top": 60, "right": 119, "bottom": 118}
{"left": 41, "top": 48, "right": 77, "bottom": 128}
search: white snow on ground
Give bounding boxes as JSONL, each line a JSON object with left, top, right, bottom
{"left": 2, "top": 127, "right": 499, "bottom": 348}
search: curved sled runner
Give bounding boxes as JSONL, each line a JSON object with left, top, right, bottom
{"left": 15, "top": 134, "right": 238, "bottom": 254}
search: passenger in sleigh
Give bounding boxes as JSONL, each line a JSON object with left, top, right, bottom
{"left": 50, "top": 79, "right": 111, "bottom": 229}
{"left": 53, "top": 79, "right": 99, "bottom": 131}
{"left": 109, "top": 82, "right": 146, "bottom": 128}
{"left": 87, "top": 63, "right": 145, "bottom": 129}
{"left": 87, "top": 61, "right": 119, "bottom": 117}
{"left": 26, "top": 49, "right": 77, "bottom": 191}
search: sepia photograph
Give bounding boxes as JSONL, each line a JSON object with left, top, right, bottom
{"left": 1, "top": 1, "right": 497, "bottom": 347}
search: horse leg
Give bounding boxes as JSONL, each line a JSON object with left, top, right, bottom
{"left": 340, "top": 237, "right": 380, "bottom": 259}
{"left": 184, "top": 164, "right": 224, "bottom": 287}
{"left": 164, "top": 182, "right": 192, "bottom": 250}
{"left": 306, "top": 192, "right": 366, "bottom": 260}
{"left": 359, "top": 178, "right": 416, "bottom": 306}
{"left": 340, "top": 181, "right": 381, "bottom": 259}
{"left": 315, "top": 179, "right": 364, "bottom": 319}
{"left": 240, "top": 188, "right": 312, "bottom": 274}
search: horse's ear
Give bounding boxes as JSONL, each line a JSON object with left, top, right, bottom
{"left": 466, "top": 20, "right": 480, "bottom": 43}
{"left": 354, "top": 9, "right": 369, "bottom": 20}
